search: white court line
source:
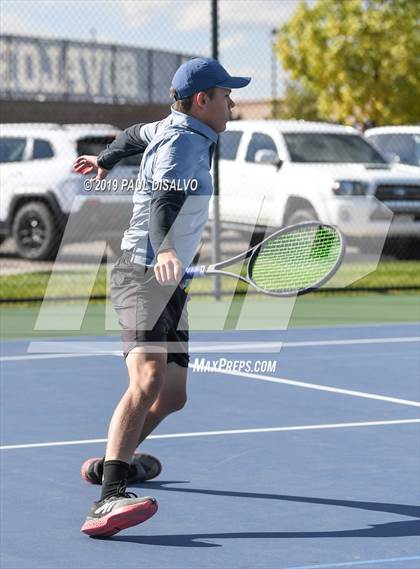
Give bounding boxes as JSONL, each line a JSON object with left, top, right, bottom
{"left": 1, "top": 336, "right": 419, "bottom": 361}
{"left": 189, "top": 337, "right": 420, "bottom": 352}
{"left": 2, "top": 341, "right": 419, "bottom": 408}
{"left": 1, "top": 418, "right": 419, "bottom": 450}
{"left": 192, "top": 336, "right": 420, "bottom": 352}
{"left": 0, "top": 353, "right": 109, "bottom": 362}
{"left": 280, "top": 337, "right": 420, "bottom": 348}
{"left": 197, "top": 366, "right": 420, "bottom": 408}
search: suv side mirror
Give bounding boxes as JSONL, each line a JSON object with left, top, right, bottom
{"left": 254, "top": 149, "right": 283, "bottom": 169}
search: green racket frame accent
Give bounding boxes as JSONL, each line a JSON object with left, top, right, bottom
{"left": 247, "top": 222, "right": 345, "bottom": 296}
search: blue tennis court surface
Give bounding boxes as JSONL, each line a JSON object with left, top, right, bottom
{"left": 1, "top": 323, "right": 419, "bottom": 569}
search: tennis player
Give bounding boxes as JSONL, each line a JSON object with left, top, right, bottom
{"left": 74, "top": 58, "right": 251, "bottom": 537}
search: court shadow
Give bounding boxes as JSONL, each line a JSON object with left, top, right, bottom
{"left": 109, "top": 520, "right": 420, "bottom": 547}
{"left": 136, "top": 480, "right": 420, "bottom": 519}
{"left": 112, "top": 481, "right": 420, "bottom": 547}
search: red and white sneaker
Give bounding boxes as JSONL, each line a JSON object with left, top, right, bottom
{"left": 81, "top": 490, "right": 158, "bottom": 537}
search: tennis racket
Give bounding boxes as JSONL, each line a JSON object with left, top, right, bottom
{"left": 184, "top": 221, "right": 345, "bottom": 297}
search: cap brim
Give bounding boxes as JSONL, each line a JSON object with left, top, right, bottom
{"left": 216, "top": 76, "right": 251, "bottom": 89}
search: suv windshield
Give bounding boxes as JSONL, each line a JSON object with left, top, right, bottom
{"left": 369, "top": 133, "right": 420, "bottom": 167}
{"left": 284, "top": 133, "right": 387, "bottom": 164}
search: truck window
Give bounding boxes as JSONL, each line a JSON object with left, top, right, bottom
{"left": 246, "top": 133, "right": 277, "bottom": 162}
{"left": 284, "top": 133, "right": 386, "bottom": 164}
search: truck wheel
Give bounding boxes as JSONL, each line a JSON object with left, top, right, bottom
{"left": 392, "top": 238, "right": 420, "bottom": 260}
{"left": 285, "top": 207, "right": 318, "bottom": 226}
{"left": 405, "top": 239, "right": 420, "bottom": 260}
{"left": 12, "top": 202, "right": 62, "bottom": 261}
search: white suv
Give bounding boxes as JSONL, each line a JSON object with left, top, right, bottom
{"left": 0, "top": 123, "right": 139, "bottom": 260}
{"left": 215, "top": 121, "right": 420, "bottom": 258}
{"left": 365, "top": 126, "right": 420, "bottom": 168}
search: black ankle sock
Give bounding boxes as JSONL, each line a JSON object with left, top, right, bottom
{"left": 100, "top": 460, "right": 130, "bottom": 501}
{"left": 99, "top": 456, "right": 134, "bottom": 478}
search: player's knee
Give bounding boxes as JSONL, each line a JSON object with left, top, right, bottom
{"left": 129, "top": 361, "right": 165, "bottom": 405}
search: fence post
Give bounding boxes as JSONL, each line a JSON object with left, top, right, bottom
{"left": 211, "top": 0, "right": 221, "bottom": 300}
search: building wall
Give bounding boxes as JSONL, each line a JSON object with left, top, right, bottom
{"left": 233, "top": 100, "right": 272, "bottom": 120}
{"left": 0, "top": 99, "right": 169, "bottom": 128}
{"left": 0, "top": 98, "right": 273, "bottom": 129}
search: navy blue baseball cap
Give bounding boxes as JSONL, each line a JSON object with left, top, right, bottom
{"left": 171, "top": 57, "right": 251, "bottom": 100}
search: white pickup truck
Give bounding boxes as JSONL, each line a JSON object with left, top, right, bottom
{"left": 215, "top": 120, "right": 420, "bottom": 258}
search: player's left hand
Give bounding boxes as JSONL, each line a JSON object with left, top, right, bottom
{"left": 154, "top": 249, "right": 183, "bottom": 285}
{"left": 73, "top": 155, "right": 109, "bottom": 181}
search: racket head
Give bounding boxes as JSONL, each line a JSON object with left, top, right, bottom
{"left": 247, "top": 221, "right": 345, "bottom": 297}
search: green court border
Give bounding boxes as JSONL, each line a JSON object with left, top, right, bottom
{"left": 1, "top": 293, "right": 419, "bottom": 340}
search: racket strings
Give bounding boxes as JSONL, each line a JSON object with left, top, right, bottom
{"left": 250, "top": 226, "right": 342, "bottom": 293}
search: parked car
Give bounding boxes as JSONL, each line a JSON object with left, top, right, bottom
{"left": 0, "top": 123, "right": 139, "bottom": 260}
{"left": 213, "top": 120, "right": 420, "bottom": 258}
{"left": 364, "top": 126, "right": 420, "bottom": 168}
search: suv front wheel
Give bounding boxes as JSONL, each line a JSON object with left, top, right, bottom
{"left": 12, "top": 202, "right": 62, "bottom": 260}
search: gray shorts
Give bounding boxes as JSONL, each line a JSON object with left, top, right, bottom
{"left": 110, "top": 250, "right": 189, "bottom": 367}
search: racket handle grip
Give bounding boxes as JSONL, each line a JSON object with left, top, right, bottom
{"left": 184, "top": 265, "right": 207, "bottom": 279}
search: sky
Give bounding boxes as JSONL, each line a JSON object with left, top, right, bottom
{"left": 0, "top": 0, "right": 313, "bottom": 101}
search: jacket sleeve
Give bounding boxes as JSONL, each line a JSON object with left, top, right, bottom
{"left": 97, "top": 121, "right": 160, "bottom": 170}
{"left": 149, "top": 134, "right": 196, "bottom": 258}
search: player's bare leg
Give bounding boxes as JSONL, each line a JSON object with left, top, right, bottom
{"left": 81, "top": 361, "right": 187, "bottom": 486}
{"left": 105, "top": 348, "right": 167, "bottom": 463}
{"left": 80, "top": 348, "right": 166, "bottom": 536}
{"left": 136, "top": 362, "right": 188, "bottom": 444}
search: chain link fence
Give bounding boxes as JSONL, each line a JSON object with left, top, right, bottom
{"left": 1, "top": 0, "right": 419, "bottom": 302}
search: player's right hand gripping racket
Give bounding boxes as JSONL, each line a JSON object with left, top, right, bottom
{"left": 184, "top": 221, "right": 345, "bottom": 296}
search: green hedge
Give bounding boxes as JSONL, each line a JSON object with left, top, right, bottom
{"left": 1, "top": 261, "right": 419, "bottom": 301}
